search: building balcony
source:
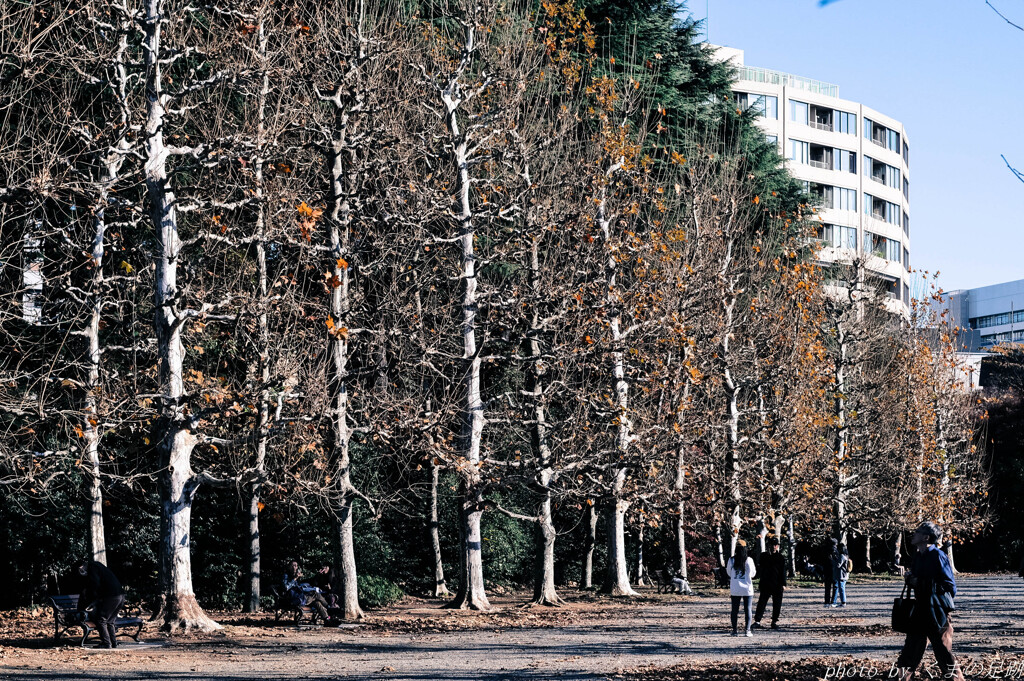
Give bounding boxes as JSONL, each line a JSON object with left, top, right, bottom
{"left": 809, "top": 120, "right": 833, "bottom": 132}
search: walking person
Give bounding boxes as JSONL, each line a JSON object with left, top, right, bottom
{"left": 830, "top": 542, "right": 851, "bottom": 607}
{"left": 822, "top": 538, "right": 838, "bottom": 606}
{"left": 76, "top": 558, "right": 125, "bottom": 649}
{"left": 893, "top": 521, "right": 964, "bottom": 681}
{"left": 726, "top": 540, "right": 757, "bottom": 637}
{"left": 752, "top": 537, "right": 786, "bottom": 629}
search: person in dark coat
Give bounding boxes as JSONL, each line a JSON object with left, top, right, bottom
{"left": 893, "top": 521, "right": 963, "bottom": 681}
{"left": 752, "top": 537, "right": 787, "bottom": 629}
{"left": 76, "top": 559, "right": 125, "bottom": 649}
{"left": 822, "top": 537, "right": 839, "bottom": 606}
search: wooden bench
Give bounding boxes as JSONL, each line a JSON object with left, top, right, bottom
{"left": 653, "top": 569, "right": 673, "bottom": 594}
{"left": 270, "top": 586, "right": 326, "bottom": 626}
{"left": 49, "top": 595, "right": 143, "bottom": 647}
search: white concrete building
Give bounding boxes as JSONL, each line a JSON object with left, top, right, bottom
{"left": 716, "top": 47, "right": 912, "bottom": 313}
{"left": 944, "top": 279, "right": 1024, "bottom": 349}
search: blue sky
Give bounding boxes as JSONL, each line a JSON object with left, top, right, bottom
{"left": 699, "top": 0, "right": 1024, "bottom": 291}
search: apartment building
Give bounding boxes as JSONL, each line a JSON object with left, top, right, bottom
{"left": 716, "top": 47, "right": 912, "bottom": 313}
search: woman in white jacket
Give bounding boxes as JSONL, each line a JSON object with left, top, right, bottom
{"left": 727, "top": 540, "right": 757, "bottom": 636}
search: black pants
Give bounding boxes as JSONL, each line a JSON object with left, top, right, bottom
{"left": 754, "top": 587, "right": 783, "bottom": 624}
{"left": 90, "top": 594, "right": 125, "bottom": 647}
{"left": 894, "top": 620, "right": 964, "bottom": 681}
{"left": 824, "top": 578, "right": 835, "bottom": 604}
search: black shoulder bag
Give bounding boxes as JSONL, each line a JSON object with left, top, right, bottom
{"left": 891, "top": 583, "right": 916, "bottom": 633}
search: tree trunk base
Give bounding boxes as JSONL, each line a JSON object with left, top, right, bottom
{"left": 443, "top": 594, "right": 493, "bottom": 611}
{"left": 599, "top": 584, "right": 639, "bottom": 597}
{"left": 527, "top": 591, "right": 565, "bottom": 607}
{"left": 160, "top": 595, "right": 222, "bottom": 633}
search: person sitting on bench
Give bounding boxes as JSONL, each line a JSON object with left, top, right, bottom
{"left": 76, "top": 558, "right": 125, "bottom": 649}
{"left": 282, "top": 560, "right": 331, "bottom": 622}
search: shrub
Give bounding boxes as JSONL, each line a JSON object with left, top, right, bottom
{"left": 358, "top": 574, "right": 404, "bottom": 609}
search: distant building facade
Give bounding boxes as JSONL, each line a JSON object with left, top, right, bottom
{"left": 944, "top": 279, "right": 1024, "bottom": 349}
{"left": 714, "top": 47, "right": 911, "bottom": 315}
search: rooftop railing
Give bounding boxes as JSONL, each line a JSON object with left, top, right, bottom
{"left": 737, "top": 66, "right": 839, "bottom": 98}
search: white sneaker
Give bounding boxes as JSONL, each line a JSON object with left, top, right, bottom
{"left": 745, "top": 630, "right": 753, "bottom": 637}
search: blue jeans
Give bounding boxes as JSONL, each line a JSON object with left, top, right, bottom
{"left": 831, "top": 580, "right": 847, "bottom": 605}
{"left": 731, "top": 595, "right": 752, "bottom": 632}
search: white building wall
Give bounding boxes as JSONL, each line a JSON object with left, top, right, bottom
{"left": 716, "top": 48, "right": 912, "bottom": 314}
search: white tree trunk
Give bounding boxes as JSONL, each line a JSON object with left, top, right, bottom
{"left": 527, "top": 238, "right": 562, "bottom": 606}
{"left": 85, "top": 176, "right": 108, "bottom": 565}
{"left": 597, "top": 177, "right": 636, "bottom": 597}
{"left": 531, "top": 475, "right": 562, "bottom": 606}
{"left": 582, "top": 504, "right": 597, "bottom": 589}
{"left": 603, "top": 495, "right": 637, "bottom": 595}
{"left": 450, "top": 494, "right": 491, "bottom": 610}
{"left": 787, "top": 515, "right": 797, "bottom": 577}
{"left": 430, "top": 461, "right": 450, "bottom": 598}
{"left": 442, "top": 20, "right": 490, "bottom": 611}
{"left": 327, "top": 118, "right": 363, "bottom": 620}
{"left": 247, "top": 18, "right": 271, "bottom": 615}
{"left": 84, "top": 15, "right": 133, "bottom": 565}
{"left": 145, "top": 0, "right": 219, "bottom": 632}
{"left": 832, "top": 325, "right": 849, "bottom": 544}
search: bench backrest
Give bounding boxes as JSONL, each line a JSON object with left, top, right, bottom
{"left": 49, "top": 594, "right": 80, "bottom": 612}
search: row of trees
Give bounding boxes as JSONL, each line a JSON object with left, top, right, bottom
{"left": 1, "top": 0, "right": 986, "bottom": 630}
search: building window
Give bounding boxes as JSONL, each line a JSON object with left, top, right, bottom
{"left": 766, "top": 134, "right": 778, "bottom": 146}
{"left": 808, "top": 143, "right": 832, "bottom": 169}
{"left": 836, "top": 187, "right": 857, "bottom": 211}
{"left": 903, "top": 212, "right": 909, "bottom": 236}
{"left": 864, "top": 193, "right": 900, "bottom": 225}
{"left": 974, "top": 313, "right": 1011, "bottom": 329}
{"left": 818, "top": 223, "right": 857, "bottom": 249}
{"left": 888, "top": 166, "right": 900, "bottom": 190}
{"left": 790, "top": 100, "right": 809, "bottom": 125}
{"left": 810, "top": 182, "right": 833, "bottom": 208}
{"left": 836, "top": 110, "right": 856, "bottom": 135}
{"left": 903, "top": 247, "right": 909, "bottom": 270}
{"left": 789, "top": 139, "right": 809, "bottom": 164}
{"left": 903, "top": 140, "right": 910, "bottom": 165}
{"left": 864, "top": 232, "right": 901, "bottom": 262}
{"left": 865, "top": 119, "right": 898, "bottom": 151}
{"left": 835, "top": 149, "right": 856, "bottom": 173}
{"left": 809, "top": 104, "right": 833, "bottom": 131}
{"left": 886, "top": 237, "right": 901, "bottom": 262}
{"left": 888, "top": 129, "right": 900, "bottom": 153}
{"left": 735, "top": 92, "right": 779, "bottom": 119}
{"left": 903, "top": 177, "right": 909, "bottom": 200}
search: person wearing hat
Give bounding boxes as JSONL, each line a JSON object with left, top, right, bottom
{"left": 752, "top": 536, "right": 787, "bottom": 629}
{"left": 726, "top": 539, "right": 757, "bottom": 637}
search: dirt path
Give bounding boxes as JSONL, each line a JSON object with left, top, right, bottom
{"left": 1, "top": 575, "right": 1022, "bottom": 680}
